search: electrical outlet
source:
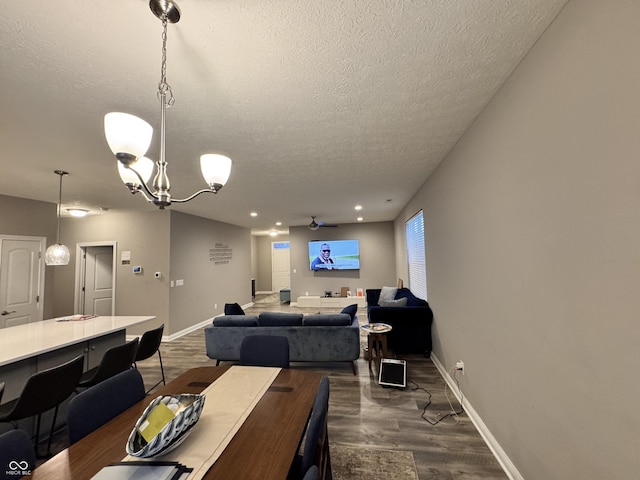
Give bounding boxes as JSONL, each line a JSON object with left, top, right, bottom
{"left": 214, "top": 303, "right": 218, "bottom": 309}
{"left": 455, "top": 360, "right": 465, "bottom": 375}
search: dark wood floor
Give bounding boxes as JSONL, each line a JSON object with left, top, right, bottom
{"left": 43, "top": 294, "right": 508, "bottom": 479}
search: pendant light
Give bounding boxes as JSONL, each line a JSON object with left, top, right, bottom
{"left": 45, "top": 170, "right": 71, "bottom": 266}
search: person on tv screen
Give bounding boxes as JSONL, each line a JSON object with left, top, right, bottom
{"left": 311, "top": 243, "right": 337, "bottom": 270}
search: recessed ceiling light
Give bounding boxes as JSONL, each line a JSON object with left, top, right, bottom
{"left": 269, "top": 230, "right": 278, "bottom": 237}
{"left": 250, "top": 212, "right": 258, "bottom": 217}
{"left": 354, "top": 205, "right": 362, "bottom": 211}
{"left": 67, "top": 209, "right": 88, "bottom": 217}
{"left": 357, "top": 217, "right": 363, "bottom": 222}
{"left": 275, "top": 221, "right": 282, "bottom": 226}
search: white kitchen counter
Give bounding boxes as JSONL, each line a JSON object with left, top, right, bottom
{"left": 0, "top": 315, "right": 155, "bottom": 367}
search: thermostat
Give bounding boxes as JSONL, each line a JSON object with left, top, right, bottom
{"left": 133, "top": 266, "right": 143, "bottom": 274}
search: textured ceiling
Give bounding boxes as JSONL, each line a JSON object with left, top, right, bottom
{"left": 0, "top": 0, "right": 567, "bottom": 234}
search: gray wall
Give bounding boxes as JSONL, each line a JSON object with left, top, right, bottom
{"left": 169, "top": 211, "right": 251, "bottom": 331}
{"left": 2, "top": 201, "right": 254, "bottom": 338}
{"left": 0, "top": 194, "right": 57, "bottom": 319}
{"left": 289, "top": 222, "right": 396, "bottom": 300}
{"left": 394, "top": 0, "right": 639, "bottom": 478}
{"left": 56, "top": 210, "right": 171, "bottom": 335}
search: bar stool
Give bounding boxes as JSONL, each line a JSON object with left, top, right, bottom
{"left": 77, "top": 338, "right": 139, "bottom": 390}
{"left": 0, "top": 355, "right": 84, "bottom": 457}
{"left": 133, "top": 324, "right": 165, "bottom": 393}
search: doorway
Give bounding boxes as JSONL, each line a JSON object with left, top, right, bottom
{"left": 75, "top": 242, "right": 116, "bottom": 316}
{"left": 271, "top": 241, "right": 290, "bottom": 293}
{"left": 0, "top": 235, "right": 45, "bottom": 328}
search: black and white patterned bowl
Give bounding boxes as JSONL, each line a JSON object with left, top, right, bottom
{"left": 126, "top": 393, "right": 206, "bottom": 458}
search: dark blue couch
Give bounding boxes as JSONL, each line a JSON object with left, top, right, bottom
{"left": 204, "top": 311, "right": 360, "bottom": 374}
{"left": 366, "top": 288, "right": 433, "bottom": 356}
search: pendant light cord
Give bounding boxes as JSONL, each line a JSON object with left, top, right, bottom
{"left": 54, "top": 170, "right": 68, "bottom": 244}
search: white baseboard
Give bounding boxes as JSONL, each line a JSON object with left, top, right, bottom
{"left": 127, "top": 317, "right": 212, "bottom": 343}
{"left": 127, "top": 305, "right": 255, "bottom": 343}
{"left": 431, "top": 354, "right": 524, "bottom": 480}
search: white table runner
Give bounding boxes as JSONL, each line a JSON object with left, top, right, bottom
{"left": 124, "top": 366, "right": 281, "bottom": 479}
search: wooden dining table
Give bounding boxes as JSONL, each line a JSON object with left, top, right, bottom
{"left": 31, "top": 366, "right": 323, "bottom": 480}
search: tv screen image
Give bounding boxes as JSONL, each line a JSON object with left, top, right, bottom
{"left": 309, "top": 239, "right": 360, "bottom": 270}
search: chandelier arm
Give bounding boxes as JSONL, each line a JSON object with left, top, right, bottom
{"left": 123, "top": 165, "right": 161, "bottom": 202}
{"left": 136, "top": 188, "right": 160, "bottom": 204}
{"left": 170, "top": 188, "right": 219, "bottom": 203}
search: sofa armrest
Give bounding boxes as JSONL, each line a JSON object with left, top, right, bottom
{"left": 368, "top": 305, "right": 433, "bottom": 355}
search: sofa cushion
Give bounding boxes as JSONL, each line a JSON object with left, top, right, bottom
{"left": 379, "top": 286, "right": 397, "bottom": 302}
{"left": 395, "top": 288, "right": 428, "bottom": 307}
{"left": 303, "top": 314, "right": 352, "bottom": 326}
{"left": 214, "top": 315, "right": 259, "bottom": 326}
{"left": 259, "top": 312, "right": 303, "bottom": 326}
{"left": 379, "top": 297, "right": 408, "bottom": 307}
{"left": 224, "top": 303, "right": 245, "bottom": 315}
{"left": 341, "top": 304, "right": 358, "bottom": 320}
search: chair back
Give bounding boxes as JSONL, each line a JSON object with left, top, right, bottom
{"left": 135, "top": 324, "right": 164, "bottom": 362}
{"left": 302, "top": 465, "right": 319, "bottom": 480}
{"left": 301, "top": 376, "right": 330, "bottom": 475}
{"left": 81, "top": 338, "right": 139, "bottom": 388}
{"left": 0, "top": 429, "right": 36, "bottom": 475}
{"left": 3, "top": 355, "right": 84, "bottom": 420}
{"left": 68, "top": 368, "right": 146, "bottom": 443}
{"left": 0, "top": 381, "right": 4, "bottom": 404}
{"left": 239, "top": 335, "right": 290, "bottom": 368}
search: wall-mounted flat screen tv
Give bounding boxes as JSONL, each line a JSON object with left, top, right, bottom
{"left": 309, "top": 239, "right": 360, "bottom": 271}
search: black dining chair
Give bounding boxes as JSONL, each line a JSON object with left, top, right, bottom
{"left": 0, "top": 355, "right": 84, "bottom": 457}
{"left": 291, "top": 376, "right": 332, "bottom": 480}
{"left": 76, "top": 338, "right": 139, "bottom": 390}
{"left": 0, "top": 429, "right": 36, "bottom": 476}
{"left": 239, "top": 335, "right": 290, "bottom": 368}
{"left": 133, "top": 324, "right": 166, "bottom": 393}
{"left": 67, "top": 368, "right": 146, "bottom": 444}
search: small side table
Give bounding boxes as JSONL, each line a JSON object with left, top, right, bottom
{"left": 360, "top": 323, "right": 392, "bottom": 369}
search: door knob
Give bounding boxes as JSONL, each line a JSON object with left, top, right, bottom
{"left": 1, "top": 310, "right": 16, "bottom": 316}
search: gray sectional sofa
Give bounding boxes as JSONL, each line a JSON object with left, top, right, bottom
{"left": 204, "top": 311, "right": 360, "bottom": 374}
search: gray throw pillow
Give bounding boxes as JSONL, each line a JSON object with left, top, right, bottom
{"left": 379, "top": 297, "right": 408, "bottom": 307}
{"left": 379, "top": 286, "right": 397, "bottom": 302}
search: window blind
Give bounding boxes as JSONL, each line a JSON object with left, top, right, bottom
{"left": 406, "top": 210, "right": 427, "bottom": 300}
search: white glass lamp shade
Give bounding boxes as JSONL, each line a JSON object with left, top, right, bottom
{"left": 118, "top": 156, "right": 154, "bottom": 186}
{"left": 104, "top": 112, "right": 153, "bottom": 159}
{"left": 200, "top": 154, "right": 232, "bottom": 187}
{"left": 45, "top": 244, "right": 70, "bottom": 266}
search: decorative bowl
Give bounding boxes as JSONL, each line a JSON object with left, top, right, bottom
{"left": 126, "top": 393, "right": 206, "bottom": 458}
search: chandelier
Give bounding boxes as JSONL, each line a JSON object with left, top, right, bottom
{"left": 104, "top": 0, "right": 232, "bottom": 209}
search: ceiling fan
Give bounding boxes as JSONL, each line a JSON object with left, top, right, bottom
{"left": 309, "top": 216, "right": 338, "bottom": 230}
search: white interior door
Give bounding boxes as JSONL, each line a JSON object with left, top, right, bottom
{"left": 0, "top": 236, "right": 45, "bottom": 328}
{"left": 79, "top": 245, "right": 114, "bottom": 315}
{"left": 271, "top": 241, "right": 290, "bottom": 292}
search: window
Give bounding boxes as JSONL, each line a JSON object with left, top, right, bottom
{"left": 406, "top": 210, "right": 427, "bottom": 300}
